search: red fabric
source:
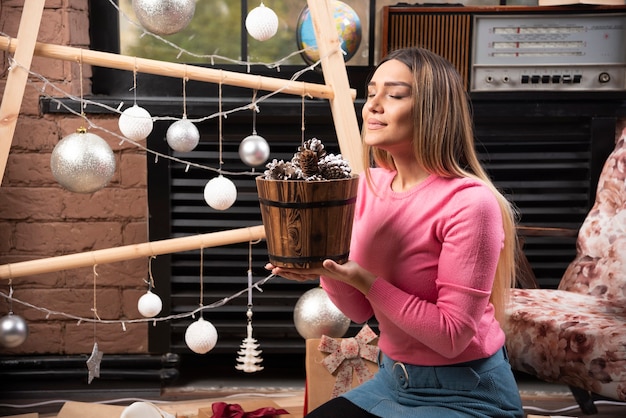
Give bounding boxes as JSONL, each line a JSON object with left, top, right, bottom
{"left": 211, "top": 402, "right": 289, "bottom": 418}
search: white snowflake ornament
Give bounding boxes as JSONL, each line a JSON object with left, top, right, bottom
{"left": 245, "top": 2, "right": 278, "bottom": 41}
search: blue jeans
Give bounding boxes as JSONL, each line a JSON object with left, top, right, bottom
{"left": 337, "top": 347, "right": 524, "bottom": 417}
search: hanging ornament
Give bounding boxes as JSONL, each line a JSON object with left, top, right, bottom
{"left": 239, "top": 134, "right": 270, "bottom": 167}
{"left": 245, "top": 2, "right": 279, "bottom": 42}
{"left": 0, "top": 313, "right": 29, "bottom": 348}
{"left": 86, "top": 341, "right": 104, "bottom": 384}
{"left": 119, "top": 105, "right": 154, "bottom": 141}
{"left": 236, "top": 265, "right": 264, "bottom": 373}
{"left": 204, "top": 175, "right": 237, "bottom": 211}
{"left": 166, "top": 118, "right": 199, "bottom": 152}
{"left": 185, "top": 317, "right": 218, "bottom": 354}
{"left": 137, "top": 290, "right": 163, "bottom": 318}
{"left": 293, "top": 287, "right": 351, "bottom": 339}
{"left": 235, "top": 312, "right": 264, "bottom": 373}
{"left": 132, "top": 0, "right": 196, "bottom": 36}
{"left": 50, "top": 128, "right": 116, "bottom": 194}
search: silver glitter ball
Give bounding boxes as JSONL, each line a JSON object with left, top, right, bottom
{"left": 239, "top": 134, "right": 270, "bottom": 166}
{"left": 0, "top": 314, "right": 29, "bottom": 348}
{"left": 132, "top": 0, "right": 196, "bottom": 35}
{"left": 51, "top": 131, "right": 116, "bottom": 194}
{"left": 166, "top": 118, "right": 200, "bottom": 152}
{"left": 293, "top": 287, "right": 351, "bottom": 339}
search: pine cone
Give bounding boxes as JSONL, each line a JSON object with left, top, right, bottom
{"left": 299, "top": 138, "right": 326, "bottom": 159}
{"left": 299, "top": 149, "right": 320, "bottom": 178}
{"left": 319, "top": 153, "right": 352, "bottom": 179}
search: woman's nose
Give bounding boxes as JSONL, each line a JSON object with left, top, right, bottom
{"left": 366, "top": 96, "right": 382, "bottom": 113}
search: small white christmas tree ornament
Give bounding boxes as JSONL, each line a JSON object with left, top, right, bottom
{"left": 185, "top": 317, "right": 218, "bottom": 354}
{"left": 245, "top": 2, "right": 279, "bottom": 41}
{"left": 204, "top": 175, "right": 237, "bottom": 210}
{"left": 235, "top": 268, "right": 264, "bottom": 373}
{"left": 235, "top": 309, "right": 264, "bottom": 373}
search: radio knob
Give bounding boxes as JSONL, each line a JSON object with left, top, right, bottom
{"left": 598, "top": 72, "right": 611, "bottom": 84}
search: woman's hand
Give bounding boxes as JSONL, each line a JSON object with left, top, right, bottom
{"left": 266, "top": 259, "right": 376, "bottom": 295}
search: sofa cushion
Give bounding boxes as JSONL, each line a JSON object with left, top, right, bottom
{"left": 504, "top": 288, "right": 626, "bottom": 401}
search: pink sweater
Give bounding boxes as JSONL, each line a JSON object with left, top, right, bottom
{"left": 321, "top": 168, "right": 506, "bottom": 366}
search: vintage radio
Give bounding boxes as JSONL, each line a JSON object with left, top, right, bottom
{"left": 381, "top": 5, "right": 626, "bottom": 92}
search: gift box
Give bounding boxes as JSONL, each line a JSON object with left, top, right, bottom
{"left": 304, "top": 325, "right": 379, "bottom": 414}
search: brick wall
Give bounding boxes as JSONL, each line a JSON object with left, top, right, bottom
{"left": 0, "top": 0, "right": 149, "bottom": 355}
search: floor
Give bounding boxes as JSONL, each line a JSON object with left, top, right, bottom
{"left": 1, "top": 371, "right": 626, "bottom": 417}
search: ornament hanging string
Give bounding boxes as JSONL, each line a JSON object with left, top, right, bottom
{"left": 199, "top": 247, "right": 205, "bottom": 310}
{"left": 301, "top": 92, "right": 306, "bottom": 146}
{"left": 218, "top": 72, "right": 224, "bottom": 172}
{"left": 132, "top": 57, "right": 138, "bottom": 105}
{"left": 147, "top": 255, "right": 156, "bottom": 290}
{"left": 251, "top": 89, "right": 258, "bottom": 136}
{"left": 182, "top": 64, "right": 188, "bottom": 119}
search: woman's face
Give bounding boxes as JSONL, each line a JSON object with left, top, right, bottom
{"left": 362, "top": 59, "right": 414, "bottom": 154}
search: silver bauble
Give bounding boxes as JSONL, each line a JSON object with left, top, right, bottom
{"left": 50, "top": 130, "right": 116, "bottom": 193}
{"left": 293, "top": 287, "right": 351, "bottom": 339}
{"left": 0, "top": 314, "right": 29, "bottom": 348}
{"left": 132, "top": 0, "right": 196, "bottom": 35}
{"left": 239, "top": 134, "right": 270, "bottom": 166}
{"left": 166, "top": 118, "right": 200, "bottom": 152}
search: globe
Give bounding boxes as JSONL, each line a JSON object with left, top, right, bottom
{"left": 296, "top": 1, "right": 362, "bottom": 66}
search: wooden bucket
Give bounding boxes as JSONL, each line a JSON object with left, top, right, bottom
{"left": 256, "top": 176, "right": 359, "bottom": 268}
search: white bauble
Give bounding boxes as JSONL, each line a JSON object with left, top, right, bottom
{"left": 245, "top": 3, "right": 279, "bottom": 41}
{"left": 239, "top": 134, "right": 270, "bottom": 166}
{"left": 203, "top": 175, "right": 237, "bottom": 211}
{"left": 119, "top": 105, "right": 154, "bottom": 141}
{"left": 293, "top": 287, "right": 350, "bottom": 339}
{"left": 184, "top": 317, "right": 218, "bottom": 354}
{"left": 121, "top": 401, "right": 175, "bottom": 418}
{"left": 166, "top": 118, "right": 199, "bottom": 152}
{"left": 50, "top": 130, "right": 116, "bottom": 193}
{"left": 132, "top": 0, "right": 196, "bottom": 35}
{"left": 0, "top": 314, "right": 29, "bottom": 348}
{"left": 137, "top": 291, "right": 163, "bottom": 318}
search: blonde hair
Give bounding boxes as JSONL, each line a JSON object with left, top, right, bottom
{"left": 364, "top": 47, "right": 518, "bottom": 323}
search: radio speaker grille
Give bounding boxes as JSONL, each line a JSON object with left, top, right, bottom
{"left": 383, "top": 8, "right": 472, "bottom": 89}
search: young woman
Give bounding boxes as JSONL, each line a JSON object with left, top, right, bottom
{"left": 268, "top": 47, "right": 524, "bottom": 417}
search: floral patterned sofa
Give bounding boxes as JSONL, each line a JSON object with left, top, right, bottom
{"left": 504, "top": 127, "right": 626, "bottom": 414}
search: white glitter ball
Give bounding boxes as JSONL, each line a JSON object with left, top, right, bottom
{"left": 132, "top": 0, "right": 196, "bottom": 35}
{"left": 185, "top": 318, "right": 218, "bottom": 354}
{"left": 293, "top": 287, "right": 351, "bottom": 339}
{"left": 119, "top": 105, "right": 154, "bottom": 141}
{"left": 50, "top": 131, "right": 116, "bottom": 194}
{"left": 245, "top": 3, "right": 279, "bottom": 41}
{"left": 166, "top": 118, "right": 200, "bottom": 152}
{"left": 203, "top": 175, "right": 237, "bottom": 211}
{"left": 137, "top": 291, "right": 163, "bottom": 318}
